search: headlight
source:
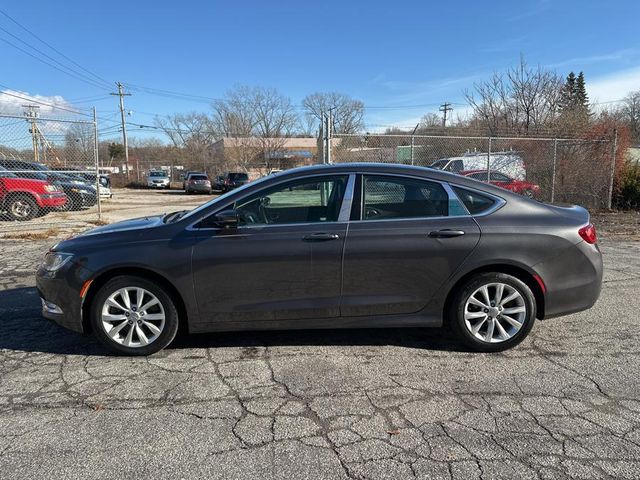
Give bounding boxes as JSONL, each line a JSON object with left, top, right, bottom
{"left": 41, "top": 252, "right": 73, "bottom": 272}
{"left": 70, "top": 188, "right": 89, "bottom": 194}
{"left": 44, "top": 184, "right": 60, "bottom": 192}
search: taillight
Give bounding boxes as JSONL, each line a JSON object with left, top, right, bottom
{"left": 578, "top": 223, "right": 597, "bottom": 244}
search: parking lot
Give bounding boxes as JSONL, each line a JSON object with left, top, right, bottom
{"left": 0, "top": 199, "right": 638, "bottom": 479}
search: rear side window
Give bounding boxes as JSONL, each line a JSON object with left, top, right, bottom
{"left": 362, "top": 175, "right": 449, "bottom": 220}
{"left": 452, "top": 186, "right": 497, "bottom": 215}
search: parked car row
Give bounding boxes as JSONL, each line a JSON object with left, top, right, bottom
{"left": 0, "top": 161, "right": 99, "bottom": 221}
{"left": 180, "top": 171, "right": 250, "bottom": 194}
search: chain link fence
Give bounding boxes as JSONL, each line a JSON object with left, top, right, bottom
{"left": 0, "top": 112, "right": 102, "bottom": 232}
{"left": 329, "top": 133, "right": 615, "bottom": 208}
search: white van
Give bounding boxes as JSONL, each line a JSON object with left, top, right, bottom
{"left": 430, "top": 152, "right": 525, "bottom": 180}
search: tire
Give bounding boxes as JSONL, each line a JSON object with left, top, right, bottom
{"left": 449, "top": 272, "right": 536, "bottom": 352}
{"left": 6, "top": 194, "right": 38, "bottom": 221}
{"left": 59, "top": 195, "right": 80, "bottom": 211}
{"left": 90, "top": 275, "right": 180, "bottom": 356}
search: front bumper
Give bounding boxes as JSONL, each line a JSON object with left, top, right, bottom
{"left": 149, "top": 181, "right": 169, "bottom": 188}
{"left": 36, "top": 262, "right": 90, "bottom": 333}
{"left": 534, "top": 240, "right": 603, "bottom": 319}
{"left": 39, "top": 193, "right": 68, "bottom": 208}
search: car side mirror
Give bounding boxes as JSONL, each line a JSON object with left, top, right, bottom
{"left": 211, "top": 209, "right": 239, "bottom": 228}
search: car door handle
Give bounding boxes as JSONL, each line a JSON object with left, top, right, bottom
{"left": 428, "top": 229, "right": 465, "bottom": 238}
{"left": 302, "top": 233, "right": 340, "bottom": 242}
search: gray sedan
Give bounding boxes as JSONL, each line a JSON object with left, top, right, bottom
{"left": 36, "top": 163, "right": 602, "bottom": 355}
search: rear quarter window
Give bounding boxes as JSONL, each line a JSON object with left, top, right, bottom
{"left": 452, "top": 186, "right": 497, "bottom": 215}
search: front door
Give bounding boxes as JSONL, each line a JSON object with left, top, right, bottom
{"left": 341, "top": 174, "right": 480, "bottom": 317}
{"left": 191, "top": 174, "right": 352, "bottom": 325}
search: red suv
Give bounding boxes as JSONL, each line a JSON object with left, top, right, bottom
{"left": 461, "top": 170, "right": 540, "bottom": 198}
{"left": 0, "top": 167, "right": 67, "bottom": 221}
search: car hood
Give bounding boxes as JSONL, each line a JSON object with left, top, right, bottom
{"left": 57, "top": 181, "right": 96, "bottom": 192}
{"left": 81, "top": 215, "right": 165, "bottom": 236}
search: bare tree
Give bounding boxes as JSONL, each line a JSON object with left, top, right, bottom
{"left": 64, "top": 122, "right": 94, "bottom": 164}
{"left": 619, "top": 90, "right": 640, "bottom": 143}
{"left": 464, "top": 58, "right": 563, "bottom": 135}
{"left": 419, "top": 112, "right": 442, "bottom": 130}
{"left": 154, "top": 112, "right": 218, "bottom": 172}
{"left": 211, "top": 85, "right": 300, "bottom": 172}
{"left": 302, "top": 92, "right": 365, "bottom": 134}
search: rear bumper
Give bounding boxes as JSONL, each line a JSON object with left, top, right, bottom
{"left": 534, "top": 241, "right": 603, "bottom": 319}
{"left": 186, "top": 184, "right": 211, "bottom": 192}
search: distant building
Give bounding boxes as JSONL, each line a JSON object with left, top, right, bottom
{"left": 212, "top": 137, "right": 319, "bottom": 177}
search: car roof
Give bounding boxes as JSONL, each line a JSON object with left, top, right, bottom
{"left": 270, "top": 163, "right": 523, "bottom": 199}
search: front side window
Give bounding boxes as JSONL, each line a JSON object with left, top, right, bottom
{"left": 233, "top": 175, "right": 348, "bottom": 225}
{"left": 362, "top": 175, "right": 450, "bottom": 220}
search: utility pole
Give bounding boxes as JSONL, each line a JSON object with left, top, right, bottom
{"left": 110, "top": 82, "right": 131, "bottom": 179}
{"left": 439, "top": 102, "right": 453, "bottom": 128}
{"left": 23, "top": 104, "right": 40, "bottom": 162}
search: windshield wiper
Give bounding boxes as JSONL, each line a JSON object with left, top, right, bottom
{"left": 163, "top": 210, "right": 188, "bottom": 223}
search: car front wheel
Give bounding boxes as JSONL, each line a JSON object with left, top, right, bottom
{"left": 6, "top": 195, "right": 38, "bottom": 221}
{"left": 90, "top": 275, "right": 179, "bottom": 355}
{"left": 449, "top": 272, "right": 536, "bottom": 352}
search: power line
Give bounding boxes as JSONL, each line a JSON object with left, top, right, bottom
{"left": 0, "top": 8, "right": 111, "bottom": 88}
{"left": 0, "top": 24, "right": 111, "bottom": 90}
{"left": 0, "top": 87, "right": 90, "bottom": 116}
{"left": 0, "top": 35, "right": 110, "bottom": 91}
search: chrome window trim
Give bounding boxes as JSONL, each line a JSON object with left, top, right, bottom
{"left": 188, "top": 173, "right": 355, "bottom": 231}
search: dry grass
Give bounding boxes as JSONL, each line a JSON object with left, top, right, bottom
{"left": 2, "top": 227, "right": 61, "bottom": 240}
{"left": 86, "top": 219, "right": 109, "bottom": 226}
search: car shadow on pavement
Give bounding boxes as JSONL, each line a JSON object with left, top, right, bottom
{"left": 0, "top": 286, "right": 469, "bottom": 356}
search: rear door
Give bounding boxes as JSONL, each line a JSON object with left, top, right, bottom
{"left": 341, "top": 174, "right": 480, "bottom": 317}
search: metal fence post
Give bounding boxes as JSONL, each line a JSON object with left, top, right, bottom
{"left": 551, "top": 138, "right": 557, "bottom": 203}
{"left": 410, "top": 123, "right": 418, "bottom": 166}
{"left": 487, "top": 136, "right": 492, "bottom": 182}
{"left": 93, "top": 107, "right": 101, "bottom": 221}
{"left": 326, "top": 111, "right": 332, "bottom": 165}
{"left": 607, "top": 129, "right": 618, "bottom": 210}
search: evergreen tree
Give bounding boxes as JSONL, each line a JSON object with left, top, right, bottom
{"left": 559, "top": 72, "right": 576, "bottom": 112}
{"left": 575, "top": 72, "right": 590, "bottom": 112}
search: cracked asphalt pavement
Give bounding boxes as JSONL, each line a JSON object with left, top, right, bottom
{"left": 1, "top": 237, "right": 639, "bottom": 479}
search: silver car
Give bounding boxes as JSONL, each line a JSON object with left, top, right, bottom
{"left": 147, "top": 170, "right": 170, "bottom": 189}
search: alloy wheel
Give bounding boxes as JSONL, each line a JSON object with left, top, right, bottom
{"left": 10, "top": 199, "right": 33, "bottom": 219}
{"left": 100, "top": 287, "right": 166, "bottom": 347}
{"left": 463, "top": 282, "right": 526, "bottom": 343}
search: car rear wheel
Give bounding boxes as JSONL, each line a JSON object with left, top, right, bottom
{"left": 90, "top": 275, "right": 179, "bottom": 355}
{"left": 6, "top": 195, "right": 38, "bottom": 221}
{"left": 449, "top": 272, "right": 536, "bottom": 352}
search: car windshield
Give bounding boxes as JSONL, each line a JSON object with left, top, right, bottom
{"left": 430, "top": 159, "right": 448, "bottom": 169}
{"left": 229, "top": 173, "right": 248, "bottom": 180}
{"left": 150, "top": 171, "right": 168, "bottom": 177}
{"left": 190, "top": 175, "right": 208, "bottom": 181}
